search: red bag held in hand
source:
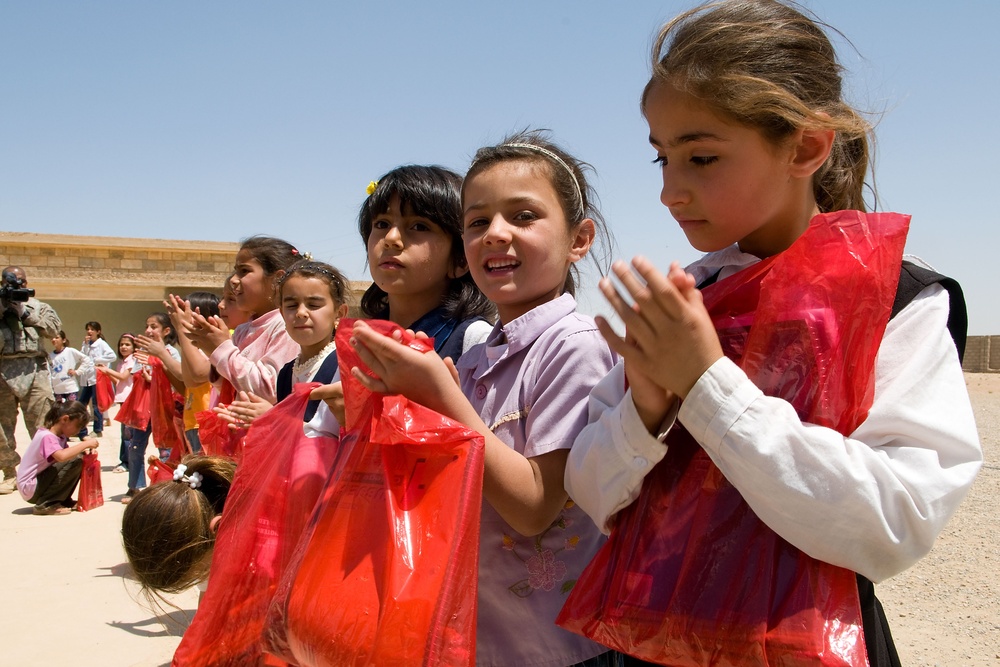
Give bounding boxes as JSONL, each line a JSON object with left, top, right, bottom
{"left": 115, "top": 373, "right": 150, "bottom": 430}
{"left": 557, "top": 212, "right": 910, "bottom": 666}
{"left": 76, "top": 451, "right": 103, "bottom": 511}
{"left": 95, "top": 371, "right": 115, "bottom": 413}
{"left": 265, "top": 319, "right": 485, "bottom": 667}
{"left": 146, "top": 457, "right": 175, "bottom": 486}
{"left": 171, "top": 383, "right": 340, "bottom": 667}
{"left": 195, "top": 381, "right": 247, "bottom": 461}
{"left": 148, "top": 357, "right": 188, "bottom": 460}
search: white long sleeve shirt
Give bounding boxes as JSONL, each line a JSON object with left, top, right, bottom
{"left": 565, "top": 248, "right": 982, "bottom": 583}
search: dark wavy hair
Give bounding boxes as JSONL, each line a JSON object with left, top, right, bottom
{"left": 358, "top": 165, "right": 495, "bottom": 323}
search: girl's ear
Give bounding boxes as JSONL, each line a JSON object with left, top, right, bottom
{"left": 448, "top": 257, "right": 470, "bottom": 280}
{"left": 568, "top": 219, "right": 597, "bottom": 264}
{"left": 335, "top": 303, "right": 350, "bottom": 322}
{"left": 209, "top": 515, "right": 222, "bottom": 534}
{"left": 789, "top": 124, "right": 835, "bottom": 179}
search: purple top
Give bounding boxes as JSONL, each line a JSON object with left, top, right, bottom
{"left": 456, "top": 293, "right": 616, "bottom": 667}
{"left": 17, "top": 428, "right": 68, "bottom": 500}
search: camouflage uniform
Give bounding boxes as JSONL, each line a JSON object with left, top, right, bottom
{"left": 0, "top": 297, "right": 62, "bottom": 476}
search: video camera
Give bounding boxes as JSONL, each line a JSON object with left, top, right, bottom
{"left": 0, "top": 271, "right": 35, "bottom": 303}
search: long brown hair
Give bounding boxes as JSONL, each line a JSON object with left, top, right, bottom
{"left": 642, "top": 0, "right": 874, "bottom": 213}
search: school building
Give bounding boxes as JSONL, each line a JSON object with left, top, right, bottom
{"left": 0, "top": 232, "right": 369, "bottom": 348}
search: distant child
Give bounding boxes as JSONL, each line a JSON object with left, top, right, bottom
{"left": 359, "top": 164, "right": 495, "bottom": 355}
{"left": 97, "top": 333, "right": 138, "bottom": 472}
{"left": 48, "top": 331, "right": 93, "bottom": 404}
{"left": 562, "top": 2, "right": 982, "bottom": 665}
{"left": 217, "top": 274, "right": 250, "bottom": 332}
{"left": 123, "top": 313, "right": 181, "bottom": 503}
{"left": 76, "top": 321, "right": 116, "bottom": 438}
{"left": 217, "top": 260, "right": 350, "bottom": 437}
{"left": 350, "top": 132, "right": 617, "bottom": 666}
{"left": 17, "top": 401, "right": 98, "bottom": 515}
{"left": 188, "top": 236, "right": 301, "bottom": 405}
{"left": 163, "top": 291, "right": 222, "bottom": 454}
{"left": 121, "top": 455, "right": 235, "bottom": 597}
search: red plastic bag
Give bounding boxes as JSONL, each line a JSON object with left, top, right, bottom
{"left": 148, "top": 357, "right": 187, "bottom": 460}
{"left": 115, "top": 373, "right": 150, "bottom": 430}
{"left": 195, "top": 381, "right": 247, "bottom": 460}
{"left": 146, "top": 457, "right": 175, "bottom": 486}
{"left": 76, "top": 452, "right": 103, "bottom": 511}
{"left": 96, "top": 371, "right": 115, "bottom": 413}
{"left": 557, "top": 212, "right": 909, "bottom": 666}
{"left": 265, "top": 319, "right": 484, "bottom": 667}
{"left": 171, "top": 383, "right": 339, "bottom": 667}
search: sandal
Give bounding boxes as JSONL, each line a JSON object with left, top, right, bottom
{"left": 33, "top": 504, "right": 72, "bottom": 516}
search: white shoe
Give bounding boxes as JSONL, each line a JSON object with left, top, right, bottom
{"left": 0, "top": 478, "right": 17, "bottom": 495}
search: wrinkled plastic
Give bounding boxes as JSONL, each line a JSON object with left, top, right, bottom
{"left": 195, "top": 381, "right": 247, "bottom": 460}
{"left": 76, "top": 452, "right": 103, "bottom": 511}
{"left": 557, "top": 211, "right": 909, "bottom": 666}
{"left": 147, "top": 357, "right": 188, "bottom": 462}
{"left": 265, "top": 319, "right": 485, "bottom": 667}
{"left": 171, "top": 383, "right": 339, "bottom": 667}
{"left": 115, "top": 373, "right": 150, "bottom": 430}
{"left": 146, "top": 457, "right": 174, "bottom": 486}
{"left": 96, "top": 372, "right": 115, "bottom": 413}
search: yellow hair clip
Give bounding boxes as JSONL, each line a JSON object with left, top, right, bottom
{"left": 366, "top": 180, "right": 378, "bottom": 196}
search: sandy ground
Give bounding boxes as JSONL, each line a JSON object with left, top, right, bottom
{"left": 1, "top": 376, "right": 997, "bottom": 666}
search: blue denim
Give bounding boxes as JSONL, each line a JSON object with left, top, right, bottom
{"left": 127, "top": 424, "right": 151, "bottom": 491}
{"left": 185, "top": 428, "right": 203, "bottom": 454}
{"left": 76, "top": 384, "right": 104, "bottom": 437}
{"left": 119, "top": 423, "right": 132, "bottom": 467}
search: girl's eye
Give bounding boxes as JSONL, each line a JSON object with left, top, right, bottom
{"left": 691, "top": 155, "right": 718, "bottom": 166}
{"left": 372, "top": 219, "right": 389, "bottom": 230}
{"left": 651, "top": 156, "right": 667, "bottom": 167}
{"left": 513, "top": 210, "right": 537, "bottom": 223}
{"left": 464, "top": 218, "right": 487, "bottom": 230}
{"left": 411, "top": 222, "right": 431, "bottom": 232}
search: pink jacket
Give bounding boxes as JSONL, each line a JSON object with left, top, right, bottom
{"left": 209, "top": 310, "right": 299, "bottom": 405}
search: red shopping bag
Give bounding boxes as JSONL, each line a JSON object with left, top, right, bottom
{"left": 148, "top": 358, "right": 187, "bottom": 459}
{"left": 115, "top": 373, "right": 150, "bottom": 430}
{"left": 195, "top": 381, "right": 247, "bottom": 460}
{"left": 146, "top": 457, "right": 175, "bottom": 486}
{"left": 96, "top": 371, "right": 115, "bottom": 413}
{"left": 171, "top": 383, "right": 339, "bottom": 667}
{"left": 265, "top": 319, "right": 484, "bottom": 667}
{"left": 76, "top": 451, "right": 104, "bottom": 511}
{"left": 557, "top": 212, "right": 910, "bottom": 666}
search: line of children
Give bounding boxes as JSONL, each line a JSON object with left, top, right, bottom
{"left": 76, "top": 321, "right": 116, "bottom": 438}
{"left": 349, "top": 132, "right": 618, "bottom": 666}
{"left": 48, "top": 331, "right": 93, "bottom": 404}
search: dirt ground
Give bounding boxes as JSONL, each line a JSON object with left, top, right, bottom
{"left": 0, "top": 375, "right": 997, "bottom": 666}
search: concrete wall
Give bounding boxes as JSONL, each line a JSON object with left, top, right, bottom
{"left": 963, "top": 336, "right": 1000, "bottom": 373}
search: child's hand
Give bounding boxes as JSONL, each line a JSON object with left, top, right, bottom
{"left": 67, "top": 368, "right": 77, "bottom": 376}
{"left": 164, "top": 294, "right": 196, "bottom": 335}
{"left": 597, "top": 257, "right": 723, "bottom": 400}
{"left": 310, "top": 382, "right": 345, "bottom": 425}
{"left": 349, "top": 320, "right": 462, "bottom": 415}
{"left": 188, "top": 313, "right": 231, "bottom": 354}
{"left": 135, "top": 335, "right": 169, "bottom": 362}
{"left": 622, "top": 329, "right": 678, "bottom": 434}
{"left": 214, "top": 391, "right": 272, "bottom": 429}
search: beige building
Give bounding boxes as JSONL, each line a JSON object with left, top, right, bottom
{"left": 0, "top": 232, "right": 367, "bottom": 351}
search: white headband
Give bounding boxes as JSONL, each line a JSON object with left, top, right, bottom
{"left": 502, "top": 143, "right": 584, "bottom": 214}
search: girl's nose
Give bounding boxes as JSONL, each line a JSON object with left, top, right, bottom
{"left": 482, "top": 215, "right": 512, "bottom": 246}
{"left": 383, "top": 226, "right": 404, "bottom": 249}
{"left": 659, "top": 171, "right": 691, "bottom": 209}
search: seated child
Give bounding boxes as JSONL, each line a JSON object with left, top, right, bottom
{"left": 17, "top": 401, "right": 98, "bottom": 515}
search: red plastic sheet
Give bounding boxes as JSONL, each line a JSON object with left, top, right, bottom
{"left": 146, "top": 458, "right": 174, "bottom": 486}
{"left": 148, "top": 357, "right": 187, "bottom": 461}
{"left": 195, "top": 381, "right": 247, "bottom": 460}
{"left": 265, "top": 319, "right": 485, "bottom": 667}
{"left": 96, "top": 371, "right": 115, "bottom": 413}
{"left": 115, "top": 373, "right": 150, "bottom": 430}
{"left": 557, "top": 211, "right": 910, "bottom": 666}
{"left": 76, "top": 452, "right": 103, "bottom": 511}
{"left": 171, "top": 383, "right": 339, "bottom": 667}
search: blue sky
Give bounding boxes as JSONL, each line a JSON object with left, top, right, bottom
{"left": 2, "top": 1, "right": 997, "bottom": 333}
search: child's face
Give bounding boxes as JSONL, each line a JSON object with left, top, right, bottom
{"left": 367, "top": 195, "right": 460, "bottom": 307}
{"left": 85, "top": 326, "right": 99, "bottom": 342}
{"left": 51, "top": 335, "right": 66, "bottom": 351}
{"left": 119, "top": 337, "right": 135, "bottom": 356}
{"left": 280, "top": 275, "right": 346, "bottom": 353}
{"left": 145, "top": 318, "right": 168, "bottom": 341}
{"left": 232, "top": 249, "right": 274, "bottom": 316}
{"left": 219, "top": 289, "right": 249, "bottom": 329}
{"left": 462, "top": 160, "right": 593, "bottom": 324}
{"left": 643, "top": 81, "right": 808, "bottom": 258}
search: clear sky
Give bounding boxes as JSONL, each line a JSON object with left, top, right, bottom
{"left": 2, "top": 1, "right": 997, "bottom": 333}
